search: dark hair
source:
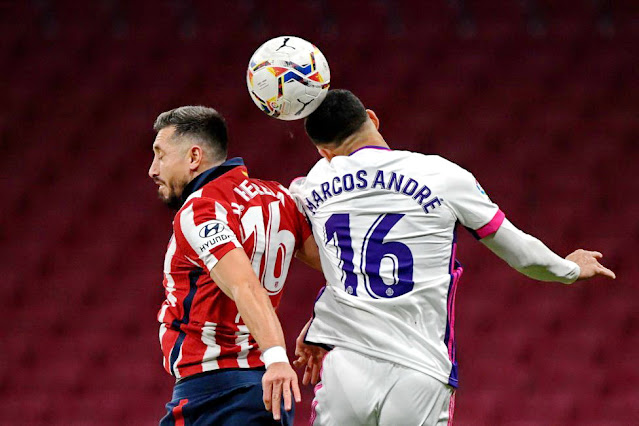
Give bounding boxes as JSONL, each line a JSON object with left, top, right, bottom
{"left": 153, "top": 106, "right": 228, "bottom": 160}
{"left": 304, "top": 89, "right": 368, "bottom": 145}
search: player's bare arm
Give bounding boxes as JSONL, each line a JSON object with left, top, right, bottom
{"left": 295, "top": 235, "right": 323, "bottom": 272}
{"left": 481, "top": 219, "right": 615, "bottom": 283}
{"left": 209, "top": 247, "right": 301, "bottom": 421}
{"left": 291, "top": 236, "right": 327, "bottom": 384}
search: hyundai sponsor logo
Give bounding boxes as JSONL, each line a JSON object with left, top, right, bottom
{"left": 199, "top": 222, "right": 224, "bottom": 238}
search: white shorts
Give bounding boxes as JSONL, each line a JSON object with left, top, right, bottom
{"left": 311, "top": 348, "right": 455, "bottom": 426}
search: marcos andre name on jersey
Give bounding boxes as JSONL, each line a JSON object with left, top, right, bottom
{"left": 302, "top": 169, "right": 443, "bottom": 215}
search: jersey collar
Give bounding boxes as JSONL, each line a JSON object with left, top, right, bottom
{"left": 348, "top": 145, "right": 392, "bottom": 156}
{"left": 181, "top": 157, "right": 245, "bottom": 202}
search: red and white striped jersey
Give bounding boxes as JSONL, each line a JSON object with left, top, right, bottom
{"left": 157, "top": 158, "right": 311, "bottom": 379}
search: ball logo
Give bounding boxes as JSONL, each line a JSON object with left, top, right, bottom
{"left": 199, "top": 222, "right": 224, "bottom": 239}
{"left": 276, "top": 37, "right": 294, "bottom": 51}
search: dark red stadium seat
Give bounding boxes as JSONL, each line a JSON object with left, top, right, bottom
{"left": 1, "top": 2, "right": 637, "bottom": 425}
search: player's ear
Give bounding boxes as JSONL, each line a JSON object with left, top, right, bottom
{"left": 188, "top": 145, "right": 204, "bottom": 171}
{"left": 366, "top": 109, "right": 380, "bottom": 130}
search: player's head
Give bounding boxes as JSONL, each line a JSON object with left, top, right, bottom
{"left": 149, "top": 106, "right": 229, "bottom": 209}
{"left": 304, "top": 90, "right": 381, "bottom": 156}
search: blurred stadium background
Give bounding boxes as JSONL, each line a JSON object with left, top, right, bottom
{"left": 1, "top": 0, "right": 637, "bottom": 424}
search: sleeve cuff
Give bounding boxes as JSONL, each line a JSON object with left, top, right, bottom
{"left": 201, "top": 241, "right": 243, "bottom": 271}
{"left": 560, "top": 260, "right": 581, "bottom": 284}
{"left": 474, "top": 209, "right": 506, "bottom": 239}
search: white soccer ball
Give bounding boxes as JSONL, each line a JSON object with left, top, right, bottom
{"left": 247, "top": 36, "right": 330, "bottom": 121}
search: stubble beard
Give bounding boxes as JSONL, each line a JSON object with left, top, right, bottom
{"left": 158, "top": 180, "right": 188, "bottom": 211}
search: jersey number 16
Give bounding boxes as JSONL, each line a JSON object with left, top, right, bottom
{"left": 241, "top": 201, "right": 296, "bottom": 295}
{"left": 325, "top": 213, "right": 414, "bottom": 299}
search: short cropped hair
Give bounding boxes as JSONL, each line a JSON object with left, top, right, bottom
{"left": 304, "top": 89, "right": 368, "bottom": 146}
{"left": 153, "top": 106, "right": 228, "bottom": 160}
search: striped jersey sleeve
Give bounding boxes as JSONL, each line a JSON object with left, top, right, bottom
{"left": 175, "top": 197, "right": 243, "bottom": 271}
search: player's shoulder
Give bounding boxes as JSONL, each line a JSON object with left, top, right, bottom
{"left": 175, "top": 189, "right": 206, "bottom": 214}
{"left": 388, "top": 151, "right": 481, "bottom": 198}
{"left": 248, "top": 177, "right": 295, "bottom": 201}
{"left": 251, "top": 177, "right": 287, "bottom": 194}
{"left": 251, "top": 176, "right": 308, "bottom": 223}
{"left": 175, "top": 188, "right": 233, "bottom": 223}
{"left": 306, "top": 157, "right": 331, "bottom": 177}
{"left": 391, "top": 149, "right": 444, "bottom": 163}
{"left": 186, "top": 187, "right": 225, "bottom": 208}
{"left": 388, "top": 150, "right": 466, "bottom": 174}
{"left": 288, "top": 175, "right": 307, "bottom": 196}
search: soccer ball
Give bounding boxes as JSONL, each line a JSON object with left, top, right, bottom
{"left": 247, "top": 36, "right": 330, "bottom": 121}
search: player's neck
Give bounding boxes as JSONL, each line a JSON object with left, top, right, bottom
{"left": 189, "top": 158, "right": 226, "bottom": 182}
{"left": 319, "top": 130, "right": 389, "bottom": 161}
{"left": 341, "top": 131, "right": 389, "bottom": 156}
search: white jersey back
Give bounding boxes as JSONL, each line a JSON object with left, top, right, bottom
{"left": 289, "top": 147, "right": 504, "bottom": 387}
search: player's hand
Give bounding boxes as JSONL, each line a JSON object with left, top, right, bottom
{"left": 262, "top": 362, "right": 301, "bottom": 421}
{"left": 566, "top": 249, "right": 616, "bottom": 280}
{"left": 292, "top": 318, "right": 313, "bottom": 369}
{"left": 293, "top": 320, "right": 327, "bottom": 385}
{"left": 294, "top": 342, "right": 327, "bottom": 385}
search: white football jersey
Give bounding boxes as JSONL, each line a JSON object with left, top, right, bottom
{"left": 289, "top": 146, "right": 505, "bottom": 387}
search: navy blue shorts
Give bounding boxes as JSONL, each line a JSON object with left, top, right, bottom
{"left": 159, "top": 368, "right": 294, "bottom": 426}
